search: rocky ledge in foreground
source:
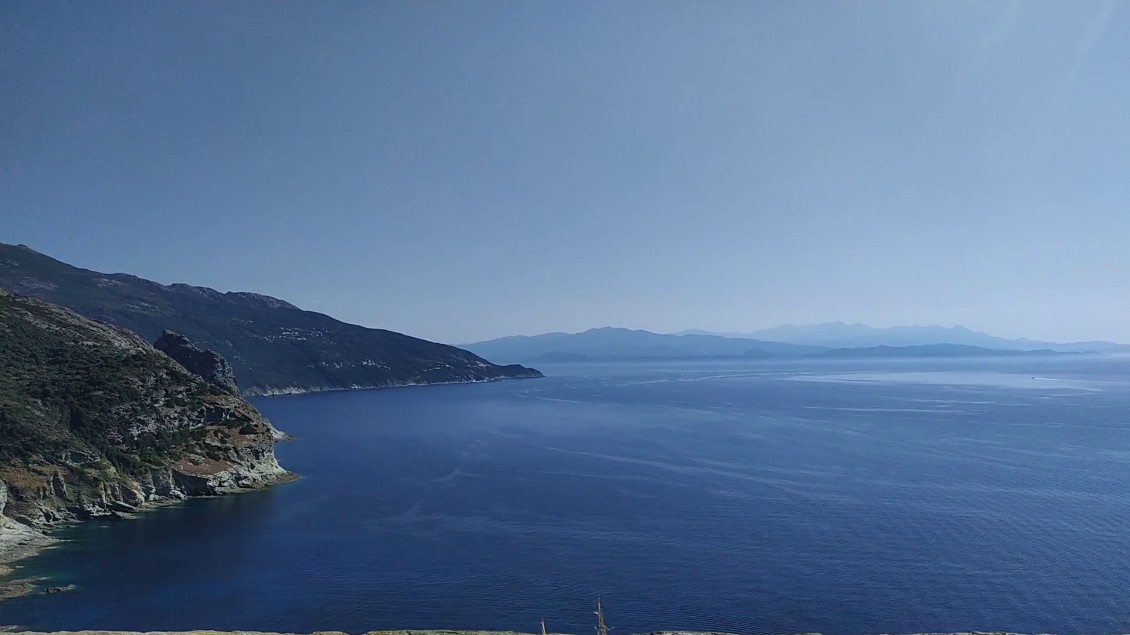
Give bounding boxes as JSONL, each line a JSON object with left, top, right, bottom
{"left": 0, "top": 623, "right": 1066, "bottom": 628}
{"left": 0, "top": 289, "right": 295, "bottom": 597}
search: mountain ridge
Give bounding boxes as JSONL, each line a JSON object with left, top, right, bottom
{"left": 0, "top": 244, "right": 542, "bottom": 396}
{"left": 813, "top": 343, "right": 1071, "bottom": 359}
{"left": 679, "top": 321, "right": 1126, "bottom": 353}
{"left": 464, "top": 327, "right": 827, "bottom": 363}
{"left": 466, "top": 328, "right": 1101, "bottom": 364}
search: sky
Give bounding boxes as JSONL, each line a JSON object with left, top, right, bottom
{"left": 1, "top": 1, "right": 1128, "bottom": 345}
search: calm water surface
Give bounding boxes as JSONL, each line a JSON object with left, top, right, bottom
{"left": 4, "top": 357, "right": 1130, "bottom": 634}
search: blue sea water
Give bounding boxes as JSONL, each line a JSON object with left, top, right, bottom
{"left": 4, "top": 357, "right": 1130, "bottom": 634}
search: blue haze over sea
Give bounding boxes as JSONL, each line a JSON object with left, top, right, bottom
{"left": 3, "top": 357, "right": 1130, "bottom": 634}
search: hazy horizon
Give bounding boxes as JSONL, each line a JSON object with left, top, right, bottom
{"left": 3, "top": 1, "right": 1129, "bottom": 343}
{"left": 9, "top": 238, "right": 1129, "bottom": 347}
{"left": 463, "top": 322, "right": 1128, "bottom": 346}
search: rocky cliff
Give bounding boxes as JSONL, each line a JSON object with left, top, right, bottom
{"left": 0, "top": 479, "right": 51, "bottom": 598}
{"left": 0, "top": 288, "right": 294, "bottom": 535}
{"left": 0, "top": 479, "right": 46, "bottom": 560}
{"left": 153, "top": 330, "right": 240, "bottom": 394}
{"left": 0, "top": 243, "right": 543, "bottom": 395}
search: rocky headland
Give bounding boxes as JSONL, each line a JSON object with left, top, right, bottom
{"left": 153, "top": 330, "right": 241, "bottom": 395}
{"left": 0, "top": 289, "right": 295, "bottom": 598}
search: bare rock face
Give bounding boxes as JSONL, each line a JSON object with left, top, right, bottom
{"left": 0, "top": 478, "right": 50, "bottom": 572}
{"left": 154, "top": 330, "right": 240, "bottom": 395}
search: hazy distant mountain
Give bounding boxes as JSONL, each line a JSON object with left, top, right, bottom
{"left": 814, "top": 344, "right": 1071, "bottom": 359}
{"left": 680, "top": 322, "right": 1127, "bottom": 353}
{"left": 464, "top": 328, "right": 827, "bottom": 364}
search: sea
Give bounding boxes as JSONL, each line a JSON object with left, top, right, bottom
{"left": 4, "top": 356, "right": 1130, "bottom": 634}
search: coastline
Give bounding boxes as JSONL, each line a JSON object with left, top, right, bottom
{"left": 244, "top": 373, "right": 543, "bottom": 398}
{"left": 0, "top": 374, "right": 541, "bottom": 602}
{"left": 0, "top": 517, "right": 55, "bottom": 601}
{"left": 0, "top": 471, "right": 298, "bottom": 601}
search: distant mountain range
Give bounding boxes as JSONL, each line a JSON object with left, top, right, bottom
{"left": 0, "top": 243, "right": 542, "bottom": 395}
{"left": 814, "top": 344, "right": 1068, "bottom": 359}
{"left": 679, "top": 322, "right": 1128, "bottom": 353}
{"left": 464, "top": 328, "right": 825, "bottom": 363}
{"left": 463, "top": 328, "right": 1087, "bottom": 364}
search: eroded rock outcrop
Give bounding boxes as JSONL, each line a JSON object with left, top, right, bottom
{"left": 153, "top": 330, "right": 240, "bottom": 395}
{"left": 0, "top": 478, "right": 51, "bottom": 590}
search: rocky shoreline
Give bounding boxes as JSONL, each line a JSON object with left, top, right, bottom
{"left": 243, "top": 374, "right": 543, "bottom": 397}
{"left": 0, "top": 467, "right": 298, "bottom": 601}
{"left": 0, "top": 478, "right": 52, "bottom": 594}
{"left": 0, "top": 442, "right": 298, "bottom": 600}
{"left": 0, "top": 294, "right": 304, "bottom": 602}
{"left": 0, "top": 518, "right": 54, "bottom": 600}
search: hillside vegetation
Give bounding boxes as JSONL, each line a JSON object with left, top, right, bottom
{"left": 0, "top": 243, "right": 542, "bottom": 395}
{"left": 0, "top": 287, "right": 291, "bottom": 528}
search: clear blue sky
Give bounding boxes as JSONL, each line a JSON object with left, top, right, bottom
{"left": 2, "top": 1, "right": 1128, "bottom": 344}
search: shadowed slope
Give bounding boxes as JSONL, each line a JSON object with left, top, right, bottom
{"left": 0, "top": 244, "right": 541, "bottom": 395}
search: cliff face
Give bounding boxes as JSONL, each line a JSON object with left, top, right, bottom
{"left": 0, "top": 288, "right": 293, "bottom": 532}
{"left": 0, "top": 243, "right": 543, "bottom": 396}
{"left": 0, "top": 478, "right": 48, "bottom": 574}
{"left": 153, "top": 330, "right": 240, "bottom": 394}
